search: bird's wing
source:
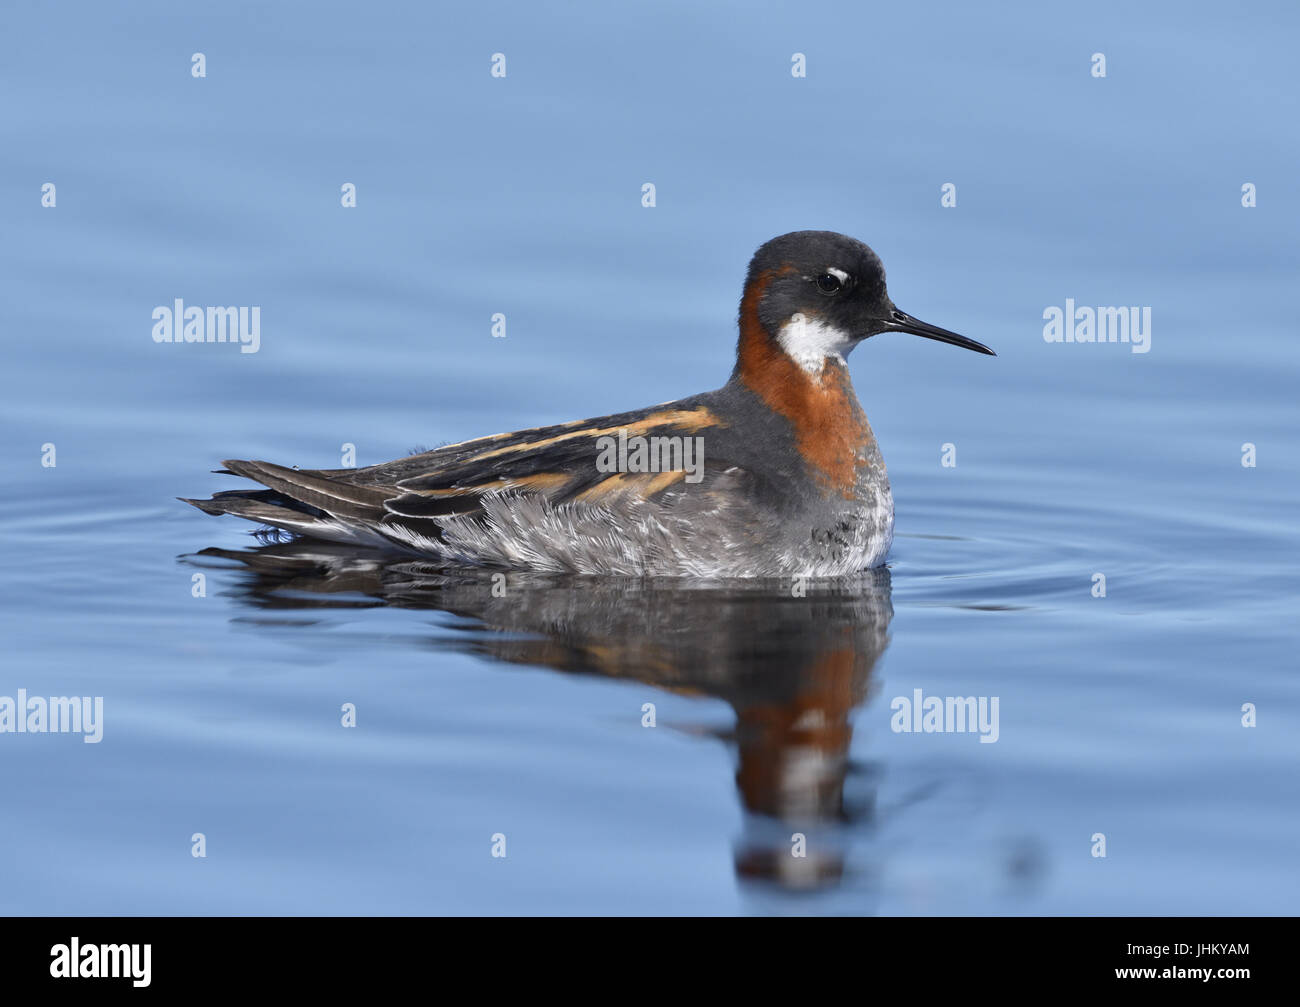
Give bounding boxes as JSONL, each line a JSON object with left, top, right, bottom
{"left": 381, "top": 403, "right": 732, "bottom": 520}
{"left": 184, "top": 400, "right": 744, "bottom": 544}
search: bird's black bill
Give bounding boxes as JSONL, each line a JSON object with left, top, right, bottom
{"left": 885, "top": 309, "right": 996, "bottom": 356}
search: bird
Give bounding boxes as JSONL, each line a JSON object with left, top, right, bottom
{"left": 184, "top": 230, "right": 994, "bottom": 577}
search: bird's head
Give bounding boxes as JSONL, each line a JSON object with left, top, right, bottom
{"left": 736, "top": 230, "right": 994, "bottom": 375}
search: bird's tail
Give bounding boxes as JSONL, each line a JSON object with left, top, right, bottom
{"left": 182, "top": 459, "right": 397, "bottom": 547}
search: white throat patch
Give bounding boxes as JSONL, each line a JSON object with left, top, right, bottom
{"left": 777, "top": 312, "right": 856, "bottom": 374}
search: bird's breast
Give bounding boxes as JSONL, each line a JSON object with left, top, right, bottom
{"left": 739, "top": 352, "right": 880, "bottom": 500}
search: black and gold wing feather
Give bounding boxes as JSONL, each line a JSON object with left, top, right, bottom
{"left": 184, "top": 399, "right": 743, "bottom": 547}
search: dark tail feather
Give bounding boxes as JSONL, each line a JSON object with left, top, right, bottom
{"left": 184, "top": 460, "right": 403, "bottom": 546}
{"left": 178, "top": 492, "right": 343, "bottom": 538}
{"left": 219, "top": 459, "right": 392, "bottom": 521}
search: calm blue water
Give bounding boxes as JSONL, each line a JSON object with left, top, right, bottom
{"left": 2, "top": 1, "right": 1297, "bottom": 915}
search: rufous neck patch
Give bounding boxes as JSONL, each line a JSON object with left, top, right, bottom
{"left": 737, "top": 269, "right": 873, "bottom": 497}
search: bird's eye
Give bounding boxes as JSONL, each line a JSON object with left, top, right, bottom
{"left": 816, "top": 273, "right": 842, "bottom": 294}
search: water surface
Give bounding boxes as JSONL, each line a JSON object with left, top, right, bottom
{"left": 2, "top": 0, "right": 1297, "bottom": 915}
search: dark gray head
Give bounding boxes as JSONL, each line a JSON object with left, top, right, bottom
{"left": 738, "top": 230, "right": 994, "bottom": 370}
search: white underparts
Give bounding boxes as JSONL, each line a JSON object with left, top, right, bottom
{"left": 777, "top": 314, "right": 856, "bottom": 375}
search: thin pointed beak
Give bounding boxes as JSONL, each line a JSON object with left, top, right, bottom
{"left": 883, "top": 308, "right": 996, "bottom": 356}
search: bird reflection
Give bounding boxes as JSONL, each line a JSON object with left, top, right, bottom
{"left": 190, "top": 541, "right": 894, "bottom": 892}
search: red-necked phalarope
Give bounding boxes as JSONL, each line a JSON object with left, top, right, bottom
{"left": 185, "top": 231, "right": 994, "bottom": 576}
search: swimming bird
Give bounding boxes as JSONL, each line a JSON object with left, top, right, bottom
{"left": 185, "top": 230, "right": 993, "bottom": 577}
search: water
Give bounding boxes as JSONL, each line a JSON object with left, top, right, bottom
{"left": 2, "top": 0, "right": 1297, "bottom": 915}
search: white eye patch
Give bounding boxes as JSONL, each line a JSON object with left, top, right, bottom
{"left": 824, "top": 266, "right": 850, "bottom": 284}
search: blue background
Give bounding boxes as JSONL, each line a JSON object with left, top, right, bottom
{"left": 1, "top": 0, "right": 1297, "bottom": 914}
